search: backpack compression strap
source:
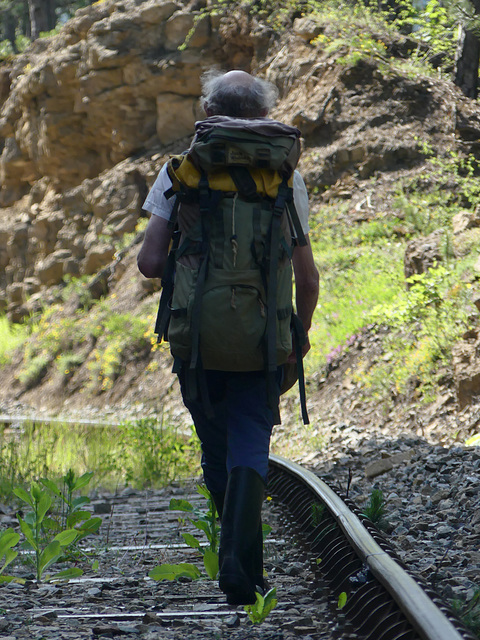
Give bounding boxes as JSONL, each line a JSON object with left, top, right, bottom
{"left": 189, "top": 172, "right": 211, "bottom": 371}
{"left": 266, "top": 178, "right": 292, "bottom": 425}
{"left": 291, "top": 313, "right": 309, "bottom": 424}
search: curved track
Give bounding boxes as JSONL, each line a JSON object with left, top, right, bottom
{"left": 268, "top": 454, "right": 477, "bottom": 640}
{"left": 0, "top": 435, "right": 476, "bottom": 639}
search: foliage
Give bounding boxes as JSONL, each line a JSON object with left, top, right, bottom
{"left": 451, "top": 587, "right": 480, "bottom": 636}
{"left": 39, "top": 470, "right": 102, "bottom": 543}
{"left": 337, "top": 591, "right": 348, "bottom": 609}
{"left": 0, "top": 528, "right": 21, "bottom": 584}
{"left": 244, "top": 587, "right": 278, "bottom": 624}
{"left": 0, "top": 0, "right": 96, "bottom": 59}
{"left": 55, "top": 352, "right": 87, "bottom": 382}
{"left": 101, "top": 418, "right": 200, "bottom": 489}
{"left": 87, "top": 311, "right": 150, "bottom": 391}
{"left": 394, "top": 143, "right": 480, "bottom": 230}
{"left": 307, "top": 212, "right": 405, "bottom": 374}
{"left": 13, "top": 482, "right": 84, "bottom": 582}
{"left": 16, "top": 354, "right": 51, "bottom": 388}
{"left": 149, "top": 485, "right": 220, "bottom": 582}
{"left": 0, "top": 316, "right": 29, "bottom": 366}
{"left": 358, "top": 265, "right": 472, "bottom": 402}
{"left": 361, "top": 489, "right": 389, "bottom": 531}
{"left": 0, "top": 418, "right": 200, "bottom": 501}
{"left": 149, "top": 563, "right": 202, "bottom": 581}
{"left": 15, "top": 296, "right": 156, "bottom": 393}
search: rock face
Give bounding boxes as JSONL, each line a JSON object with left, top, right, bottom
{"left": 453, "top": 328, "right": 480, "bottom": 410}
{"left": 2, "top": 0, "right": 480, "bottom": 411}
{"left": 0, "top": 0, "right": 204, "bottom": 201}
{"left": 404, "top": 230, "right": 445, "bottom": 281}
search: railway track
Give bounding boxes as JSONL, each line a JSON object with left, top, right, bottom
{"left": 0, "top": 454, "right": 477, "bottom": 640}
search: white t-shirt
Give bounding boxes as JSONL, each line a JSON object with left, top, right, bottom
{"left": 143, "top": 163, "right": 310, "bottom": 234}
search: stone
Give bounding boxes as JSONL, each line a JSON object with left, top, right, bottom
{"left": 156, "top": 94, "right": 200, "bottom": 145}
{"left": 164, "top": 12, "right": 209, "bottom": 51}
{"left": 6, "top": 282, "right": 24, "bottom": 304}
{"left": 452, "top": 339, "right": 480, "bottom": 409}
{"left": 293, "top": 17, "right": 323, "bottom": 41}
{"left": 404, "top": 230, "right": 444, "bottom": 281}
{"left": 139, "top": 1, "right": 178, "bottom": 26}
{"left": 82, "top": 244, "right": 115, "bottom": 275}
{"left": 364, "top": 450, "right": 413, "bottom": 478}
{"left": 452, "top": 208, "right": 480, "bottom": 234}
{"left": 35, "top": 250, "right": 72, "bottom": 285}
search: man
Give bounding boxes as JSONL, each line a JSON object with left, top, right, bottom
{"left": 137, "top": 70, "right": 319, "bottom": 605}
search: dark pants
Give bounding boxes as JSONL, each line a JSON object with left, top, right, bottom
{"left": 178, "top": 367, "right": 282, "bottom": 495}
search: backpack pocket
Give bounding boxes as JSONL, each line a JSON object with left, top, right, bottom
{"left": 200, "top": 283, "right": 267, "bottom": 371}
{"left": 168, "top": 262, "right": 197, "bottom": 361}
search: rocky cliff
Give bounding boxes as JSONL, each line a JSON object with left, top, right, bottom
{"left": 1, "top": 0, "right": 480, "bottom": 432}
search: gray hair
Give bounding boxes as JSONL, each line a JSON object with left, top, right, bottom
{"left": 201, "top": 70, "right": 279, "bottom": 118}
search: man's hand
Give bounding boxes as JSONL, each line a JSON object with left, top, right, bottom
{"left": 287, "top": 335, "right": 311, "bottom": 364}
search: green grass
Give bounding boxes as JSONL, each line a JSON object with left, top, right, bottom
{"left": 0, "top": 317, "right": 29, "bottom": 366}
{"left": 0, "top": 418, "right": 201, "bottom": 502}
{"left": 306, "top": 203, "right": 405, "bottom": 374}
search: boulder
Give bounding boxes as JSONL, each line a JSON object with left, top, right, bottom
{"left": 164, "top": 11, "right": 209, "bottom": 51}
{"left": 35, "top": 250, "right": 73, "bottom": 285}
{"left": 156, "top": 94, "right": 201, "bottom": 145}
{"left": 452, "top": 209, "right": 480, "bottom": 234}
{"left": 6, "top": 283, "right": 24, "bottom": 304}
{"left": 452, "top": 334, "right": 480, "bottom": 410}
{"left": 293, "top": 17, "right": 323, "bottom": 42}
{"left": 404, "top": 230, "right": 444, "bottom": 282}
{"left": 82, "top": 244, "right": 116, "bottom": 275}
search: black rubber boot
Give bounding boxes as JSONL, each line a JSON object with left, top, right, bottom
{"left": 218, "top": 466, "right": 265, "bottom": 605}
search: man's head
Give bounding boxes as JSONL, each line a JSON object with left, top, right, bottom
{"left": 201, "top": 70, "right": 278, "bottom": 118}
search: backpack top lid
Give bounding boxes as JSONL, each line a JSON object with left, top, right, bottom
{"left": 188, "top": 116, "right": 302, "bottom": 178}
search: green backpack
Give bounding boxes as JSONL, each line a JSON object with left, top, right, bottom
{"left": 155, "top": 116, "right": 309, "bottom": 424}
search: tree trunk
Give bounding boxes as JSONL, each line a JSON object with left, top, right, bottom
{"left": 454, "top": 0, "right": 480, "bottom": 99}
{"left": 28, "top": 0, "right": 49, "bottom": 40}
{"left": 455, "top": 27, "right": 480, "bottom": 99}
{"left": 4, "top": 10, "right": 18, "bottom": 53}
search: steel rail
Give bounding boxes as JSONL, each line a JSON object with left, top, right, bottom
{"left": 269, "top": 454, "right": 466, "bottom": 640}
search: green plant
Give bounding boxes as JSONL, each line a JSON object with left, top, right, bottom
{"left": 87, "top": 311, "right": 150, "bottom": 391}
{"left": 16, "top": 353, "right": 51, "bottom": 387}
{"left": 0, "top": 316, "right": 28, "bottom": 365}
{"left": 40, "top": 469, "right": 102, "bottom": 543}
{"left": 0, "top": 418, "right": 200, "bottom": 499}
{"left": 14, "top": 482, "right": 83, "bottom": 582}
{"left": 0, "top": 528, "right": 21, "bottom": 584}
{"left": 149, "top": 485, "right": 220, "bottom": 582}
{"left": 55, "top": 351, "right": 86, "bottom": 381}
{"left": 312, "top": 502, "right": 326, "bottom": 526}
{"left": 451, "top": 587, "right": 480, "bottom": 637}
{"left": 361, "top": 489, "right": 389, "bottom": 531}
{"left": 61, "top": 275, "right": 93, "bottom": 309}
{"left": 306, "top": 229, "right": 405, "bottom": 374}
{"left": 360, "top": 264, "right": 472, "bottom": 402}
{"left": 337, "top": 591, "right": 347, "bottom": 609}
{"left": 149, "top": 563, "right": 202, "bottom": 582}
{"left": 108, "top": 418, "right": 200, "bottom": 489}
{"left": 244, "top": 587, "right": 278, "bottom": 624}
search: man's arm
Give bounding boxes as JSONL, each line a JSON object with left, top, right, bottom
{"left": 290, "top": 235, "right": 319, "bottom": 361}
{"left": 137, "top": 215, "right": 174, "bottom": 279}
